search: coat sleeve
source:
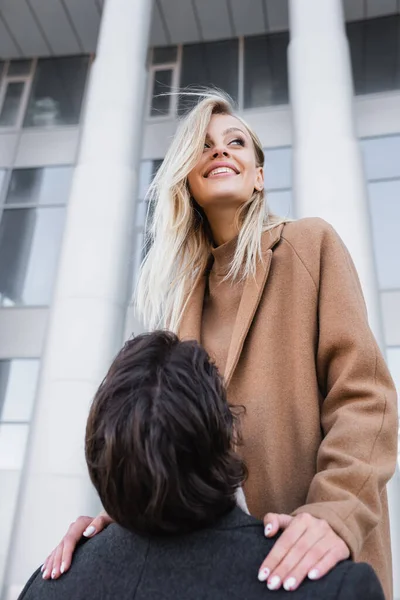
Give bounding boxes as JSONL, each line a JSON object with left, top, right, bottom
{"left": 292, "top": 222, "right": 398, "bottom": 559}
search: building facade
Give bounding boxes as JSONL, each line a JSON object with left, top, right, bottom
{"left": 0, "top": 0, "right": 399, "bottom": 598}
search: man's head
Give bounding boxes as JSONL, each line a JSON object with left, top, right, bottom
{"left": 85, "top": 331, "right": 246, "bottom": 535}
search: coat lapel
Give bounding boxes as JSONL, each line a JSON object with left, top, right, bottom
{"left": 178, "top": 224, "right": 285, "bottom": 387}
{"left": 178, "top": 270, "right": 206, "bottom": 343}
{"left": 224, "top": 224, "right": 284, "bottom": 388}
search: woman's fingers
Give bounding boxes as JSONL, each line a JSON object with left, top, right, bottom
{"left": 50, "top": 543, "right": 64, "bottom": 580}
{"left": 42, "top": 513, "right": 114, "bottom": 580}
{"left": 258, "top": 512, "right": 350, "bottom": 591}
{"left": 263, "top": 512, "right": 293, "bottom": 537}
{"left": 41, "top": 551, "right": 55, "bottom": 580}
{"left": 41, "top": 516, "right": 93, "bottom": 580}
{"left": 83, "top": 511, "right": 113, "bottom": 538}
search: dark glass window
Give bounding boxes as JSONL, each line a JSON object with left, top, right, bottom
{"left": 179, "top": 39, "right": 239, "bottom": 114}
{"left": 244, "top": 32, "right": 290, "bottom": 108}
{"left": 7, "top": 60, "right": 32, "bottom": 77}
{"left": 0, "top": 166, "right": 72, "bottom": 306}
{"left": 347, "top": 15, "right": 400, "bottom": 95}
{"left": 0, "top": 207, "right": 66, "bottom": 306}
{"left": 24, "top": 56, "right": 90, "bottom": 127}
{"left": 153, "top": 46, "right": 178, "bottom": 64}
{"left": 0, "top": 82, "right": 25, "bottom": 127}
{"left": 151, "top": 69, "right": 173, "bottom": 116}
{"left": 6, "top": 167, "right": 72, "bottom": 206}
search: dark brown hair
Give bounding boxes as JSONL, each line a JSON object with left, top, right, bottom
{"left": 85, "top": 331, "right": 246, "bottom": 535}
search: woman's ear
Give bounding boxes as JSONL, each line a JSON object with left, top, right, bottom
{"left": 254, "top": 167, "right": 264, "bottom": 192}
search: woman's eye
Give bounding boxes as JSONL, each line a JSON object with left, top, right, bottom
{"left": 230, "top": 138, "right": 245, "bottom": 146}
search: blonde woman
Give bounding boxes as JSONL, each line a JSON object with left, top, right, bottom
{"left": 42, "top": 92, "right": 398, "bottom": 598}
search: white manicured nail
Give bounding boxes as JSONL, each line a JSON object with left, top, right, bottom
{"left": 83, "top": 525, "right": 96, "bottom": 537}
{"left": 258, "top": 567, "right": 270, "bottom": 582}
{"left": 264, "top": 523, "right": 273, "bottom": 536}
{"left": 284, "top": 577, "right": 297, "bottom": 591}
{"left": 60, "top": 563, "right": 65, "bottom": 574}
{"left": 308, "top": 569, "right": 319, "bottom": 580}
{"left": 42, "top": 570, "right": 48, "bottom": 579}
{"left": 267, "top": 575, "right": 281, "bottom": 590}
{"left": 51, "top": 568, "right": 56, "bottom": 579}
{"left": 40, "top": 564, "right": 45, "bottom": 573}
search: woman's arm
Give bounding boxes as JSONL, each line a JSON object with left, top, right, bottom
{"left": 41, "top": 511, "right": 113, "bottom": 579}
{"left": 258, "top": 219, "right": 398, "bottom": 592}
{"left": 290, "top": 221, "right": 398, "bottom": 555}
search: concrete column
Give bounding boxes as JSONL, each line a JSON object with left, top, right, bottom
{"left": 4, "top": 0, "right": 153, "bottom": 597}
{"left": 288, "top": 0, "right": 381, "bottom": 339}
{"left": 288, "top": 1, "right": 399, "bottom": 597}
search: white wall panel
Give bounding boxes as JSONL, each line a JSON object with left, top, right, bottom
{"left": 229, "top": 0, "right": 266, "bottom": 36}
{"left": 0, "top": 308, "right": 48, "bottom": 359}
{"left": 264, "top": 0, "right": 289, "bottom": 32}
{"left": 158, "top": 0, "right": 201, "bottom": 44}
{"left": 0, "top": 0, "right": 50, "bottom": 57}
{"left": 28, "top": 0, "right": 81, "bottom": 55}
{"left": 149, "top": 0, "right": 169, "bottom": 47}
{"left": 142, "top": 118, "right": 178, "bottom": 159}
{"left": 194, "top": 0, "right": 233, "bottom": 41}
{"left": 355, "top": 93, "right": 400, "bottom": 138}
{"left": 14, "top": 129, "right": 80, "bottom": 167}
{"left": 64, "top": 0, "right": 100, "bottom": 54}
{"left": 0, "top": 134, "right": 19, "bottom": 168}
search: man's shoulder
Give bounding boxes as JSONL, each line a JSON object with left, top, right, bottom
{"left": 19, "top": 525, "right": 147, "bottom": 600}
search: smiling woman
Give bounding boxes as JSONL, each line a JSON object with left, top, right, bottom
{"left": 41, "top": 90, "right": 397, "bottom": 600}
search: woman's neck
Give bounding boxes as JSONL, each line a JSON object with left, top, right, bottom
{"left": 204, "top": 206, "right": 239, "bottom": 247}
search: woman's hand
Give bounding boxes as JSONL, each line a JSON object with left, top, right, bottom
{"left": 41, "top": 511, "right": 113, "bottom": 580}
{"left": 257, "top": 512, "right": 350, "bottom": 591}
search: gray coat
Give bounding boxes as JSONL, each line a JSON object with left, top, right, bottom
{"left": 19, "top": 507, "right": 384, "bottom": 600}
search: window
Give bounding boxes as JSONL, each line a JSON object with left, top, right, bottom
{"left": 24, "top": 56, "right": 90, "bottom": 128}
{"left": 0, "top": 60, "right": 32, "bottom": 129}
{"left": 362, "top": 135, "right": 400, "bottom": 291}
{"left": 244, "top": 32, "right": 290, "bottom": 108}
{"left": 5, "top": 168, "right": 71, "bottom": 206}
{"left": 149, "top": 47, "right": 179, "bottom": 118}
{"left": 151, "top": 69, "right": 174, "bottom": 116}
{"left": 179, "top": 39, "right": 239, "bottom": 114}
{"left": 267, "top": 190, "right": 292, "bottom": 218}
{"left": 0, "top": 360, "right": 39, "bottom": 427}
{"left": 0, "top": 167, "right": 72, "bottom": 307}
{"left": 0, "top": 359, "right": 39, "bottom": 588}
{"left": 368, "top": 180, "right": 400, "bottom": 290}
{"left": 264, "top": 147, "right": 292, "bottom": 190}
{"left": 347, "top": 15, "right": 400, "bottom": 95}
{"left": 132, "top": 160, "right": 162, "bottom": 290}
{"left": 263, "top": 147, "right": 293, "bottom": 217}
{"left": 361, "top": 136, "right": 400, "bottom": 181}
{"left": 386, "top": 348, "right": 400, "bottom": 467}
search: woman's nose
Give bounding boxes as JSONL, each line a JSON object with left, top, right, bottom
{"left": 212, "top": 148, "right": 229, "bottom": 158}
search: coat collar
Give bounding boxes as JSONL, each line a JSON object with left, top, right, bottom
{"left": 178, "top": 224, "right": 285, "bottom": 387}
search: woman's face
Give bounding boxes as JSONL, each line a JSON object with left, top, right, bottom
{"left": 187, "top": 113, "right": 264, "bottom": 210}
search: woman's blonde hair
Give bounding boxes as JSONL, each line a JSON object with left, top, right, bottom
{"left": 135, "top": 89, "right": 289, "bottom": 332}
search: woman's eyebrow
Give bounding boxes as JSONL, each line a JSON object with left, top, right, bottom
{"left": 222, "top": 127, "right": 246, "bottom": 136}
{"left": 205, "top": 127, "right": 247, "bottom": 140}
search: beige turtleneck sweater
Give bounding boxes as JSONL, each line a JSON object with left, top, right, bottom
{"left": 201, "top": 237, "right": 245, "bottom": 376}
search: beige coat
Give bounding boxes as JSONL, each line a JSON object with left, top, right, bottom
{"left": 179, "top": 218, "right": 398, "bottom": 600}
